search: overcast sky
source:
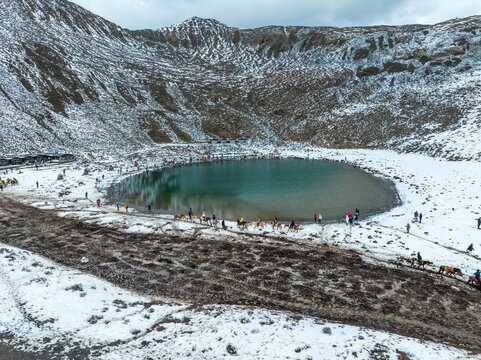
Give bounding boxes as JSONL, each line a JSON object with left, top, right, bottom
{"left": 69, "top": 0, "right": 481, "bottom": 30}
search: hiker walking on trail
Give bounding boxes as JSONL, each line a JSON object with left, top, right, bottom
{"left": 467, "top": 243, "right": 474, "bottom": 252}
{"left": 419, "top": 213, "right": 423, "bottom": 223}
{"left": 36, "top": 181, "right": 39, "bottom": 188}
{"left": 406, "top": 223, "right": 411, "bottom": 233}
{"left": 96, "top": 198, "right": 101, "bottom": 207}
{"left": 475, "top": 269, "right": 481, "bottom": 283}
{"left": 85, "top": 191, "right": 88, "bottom": 199}
{"left": 125, "top": 203, "right": 128, "bottom": 212}
{"left": 414, "top": 211, "right": 419, "bottom": 222}
{"left": 478, "top": 217, "right": 481, "bottom": 229}
{"left": 417, "top": 251, "right": 422, "bottom": 264}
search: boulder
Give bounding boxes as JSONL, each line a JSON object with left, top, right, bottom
{"left": 357, "top": 66, "right": 381, "bottom": 78}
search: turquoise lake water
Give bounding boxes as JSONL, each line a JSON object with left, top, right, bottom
{"left": 113, "top": 159, "right": 399, "bottom": 222}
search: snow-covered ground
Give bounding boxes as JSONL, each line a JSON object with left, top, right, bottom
{"left": 3, "top": 144, "right": 480, "bottom": 274}
{"left": 0, "top": 243, "right": 478, "bottom": 359}
{"left": 1, "top": 144, "right": 481, "bottom": 358}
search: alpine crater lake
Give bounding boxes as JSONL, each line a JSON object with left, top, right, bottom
{"left": 111, "top": 158, "right": 399, "bottom": 222}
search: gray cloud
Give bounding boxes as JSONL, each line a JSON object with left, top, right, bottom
{"left": 69, "top": 0, "right": 481, "bottom": 29}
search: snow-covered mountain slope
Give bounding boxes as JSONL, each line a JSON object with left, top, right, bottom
{"left": 1, "top": 0, "right": 481, "bottom": 159}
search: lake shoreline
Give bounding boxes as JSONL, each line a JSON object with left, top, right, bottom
{"left": 108, "top": 157, "right": 401, "bottom": 223}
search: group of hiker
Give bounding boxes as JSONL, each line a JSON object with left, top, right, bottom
{"left": 313, "top": 213, "right": 323, "bottom": 224}
{"left": 345, "top": 208, "right": 360, "bottom": 225}
{"left": 406, "top": 210, "right": 424, "bottom": 233}
{"left": 0, "top": 177, "right": 19, "bottom": 191}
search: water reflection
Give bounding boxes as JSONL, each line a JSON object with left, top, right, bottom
{"left": 113, "top": 159, "right": 399, "bottom": 221}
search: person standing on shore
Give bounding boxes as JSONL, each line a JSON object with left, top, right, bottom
{"left": 116, "top": 202, "right": 120, "bottom": 211}
{"left": 290, "top": 218, "right": 295, "bottom": 229}
{"left": 125, "top": 203, "right": 128, "bottom": 212}
{"left": 318, "top": 213, "right": 322, "bottom": 225}
{"left": 147, "top": 204, "right": 152, "bottom": 213}
{"left": 189, "top": 208, "right": 193, "bottom": 221}
{"left": 314, "top": 213, "right": 317, "bottom": 223}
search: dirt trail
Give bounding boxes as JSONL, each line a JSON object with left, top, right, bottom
{"left": 1, "top": 197, "right": 481, "bottom": 352}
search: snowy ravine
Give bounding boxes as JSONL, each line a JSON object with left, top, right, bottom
{"left": 0, "top": 243, "right": 478, "bottom": 360}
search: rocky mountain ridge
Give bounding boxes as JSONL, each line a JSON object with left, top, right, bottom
{"left": 1, "top": 0, "right": 480, "bottom": 159}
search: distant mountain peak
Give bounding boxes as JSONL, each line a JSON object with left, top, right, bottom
{"left": 171, "top": 16, "right": 229, "bottom": 30}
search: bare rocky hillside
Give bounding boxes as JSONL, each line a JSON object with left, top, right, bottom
{"left": 1, "top": 0, "right": 480, "bottom": 159}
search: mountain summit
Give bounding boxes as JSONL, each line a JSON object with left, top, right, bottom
{"left": 1, "top": 0, "right": 480, "bottom": 159}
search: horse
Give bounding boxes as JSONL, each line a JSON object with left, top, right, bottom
{"left": 173, "top": 214, "right": 186, "bottom": 220}
{"left": 237, "top": 219, "right": 248, "bottom": 229}
{"left": 410, "top": 258, "right": 431, "bottom": 269}
{"left": 467, "top": 276, "right": 480, "bottom": 286}
{"left": 439, "top": 265, "right": 463, "bottom": 277}
{"left": 287, "top": 224, "right": 302, "bottom": 232}
{"left": 251, "top": 222, "right": 265, "bottom": 230}
{"left": 292, "top": 224, "right": 302, "bottom": 232}
{"left": 269, "top": 221, "right": 282, "bottom": 231}
{"left": 202, "top": 217, "right": 213, "bottom": 226}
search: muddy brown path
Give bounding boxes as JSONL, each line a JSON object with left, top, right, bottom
{"left": 1, "top": 197, "right": 480, "bottom": 352}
